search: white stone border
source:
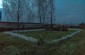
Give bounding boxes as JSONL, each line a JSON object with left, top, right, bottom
{"left": 3, "top": 29, "right": 82, "bottom": 44}
{"left": 12, "top": 29, "right": 45, "bottom": 33}
{"left": 3, "top": 29, "right": 45, "bottom": 43}
{"left": 4, "top": 32, "right": 38, "bottom": 43}
{"left": 48, "top": 29, "right": 82, "bottom": 43}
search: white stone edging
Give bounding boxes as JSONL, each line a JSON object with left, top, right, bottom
{"left": 3, "top": 29, "right": 45, "bottom": 43}
{"left": 4, "top": 32, "right": 38, "bottom": 43}
{"left": 12, "top": 29, "right": 45, "bottom": 33}
{"left": 3, "top": 29, "right": 82, "bottom": 44}
{"left": 48, "top": 29, "right": 82, "bottom": 43}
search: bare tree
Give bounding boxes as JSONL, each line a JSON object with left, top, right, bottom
{"left": 3, "top": 0, "right": 55, "bottom": 29}
{"left": 49, "top": 0, "right": 55, "bottom": 29}
{"left": 3, "top": 0, "right": 27, "bottom": 29}
{"left": 3, "top": 0, "right": 15, "bottom": 21}
{"left": 37, "top": 0, "right": 42, "bottom": 23}
{"left": 36, "top": 0, "right": 47, "bottom": 23}
{"left": 37, "top": 0, "right": 55, "bottom": 26}
{"left": 41, "top": 0, "right": 48, "bottom": 24}
{"left": 26, "top": 0, "right": 35, "bottom": 23}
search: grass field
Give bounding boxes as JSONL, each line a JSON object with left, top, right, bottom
{"left": 52, "top": 29, "right": 85, "bottom": 55}
{"left": 0, "top": 33, "right": 37, "bottom": 55}
{"left": 0, "top": 29, "right": 85, "bottom": 55}
{"left": 17, "top": 30, "right": 76, "bottom": 41}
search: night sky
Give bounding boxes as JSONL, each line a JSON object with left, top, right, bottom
{"left": 55, "top": 0, "right": 85, "bottom": 25}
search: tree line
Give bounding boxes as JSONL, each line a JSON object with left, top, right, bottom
{"left": 3, "top": 0, "right": 55, "bottom": 29}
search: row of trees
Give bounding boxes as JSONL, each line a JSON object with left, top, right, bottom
{"left": 3, "top": 0, "right": 55, "bottom": 29}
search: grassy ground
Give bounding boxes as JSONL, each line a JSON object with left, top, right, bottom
{"left": 0, "top": 29, "right": 85, "bottom": 55}
{"left": 17, "top": 30, "right": 76, "bottom": 41}
{"left": 49, "top": 29, "right": 85, "bottom": 55}
{"left": 16, "top": 29, "right": 85, "bottom": 55}
{"left": 0, "top": 33, "right": 37, "bottom": 55}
